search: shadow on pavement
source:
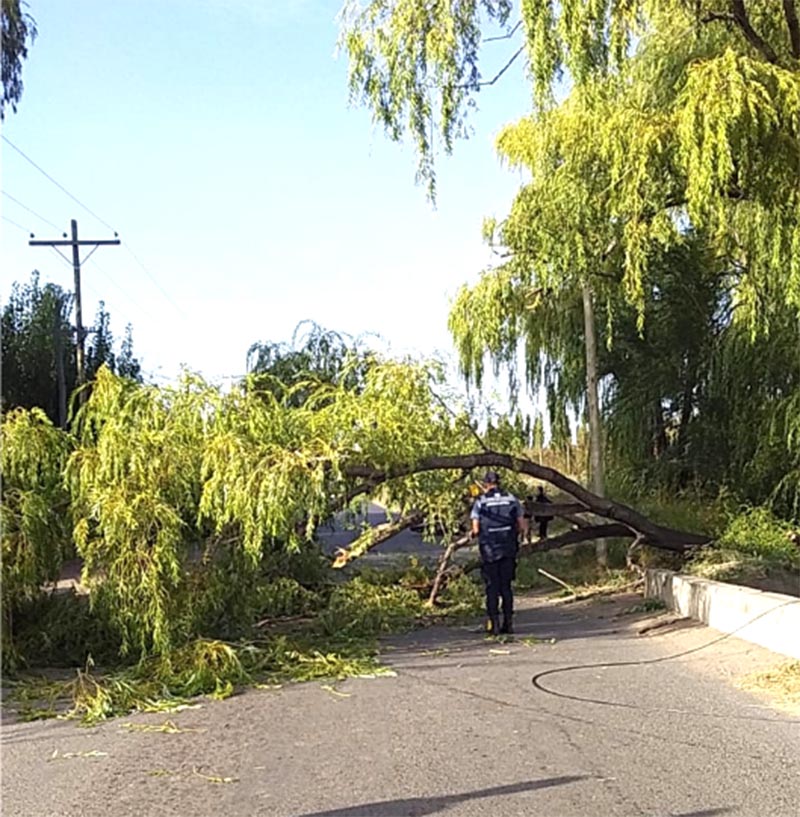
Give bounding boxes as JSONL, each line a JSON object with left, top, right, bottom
{"left": 294, "top": 775, "right": 589, "bottom": 817}
{"left": 382, "top": 600, "right": 646, "bottom": 666}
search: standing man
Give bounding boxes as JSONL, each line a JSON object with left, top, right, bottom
{"left": 533, "top": 485, "right": 553, "bottom": 540}
{"left": 471, "top": 471, "right": 527, "bottom": 636}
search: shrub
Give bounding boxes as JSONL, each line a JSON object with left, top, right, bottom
{"left": 718, "top": 506, "right": 799, "bottom": 564}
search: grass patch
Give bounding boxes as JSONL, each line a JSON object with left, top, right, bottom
{"left": 718, "top": 506, "right": 799, "bottom": 565}
{"left": 684, "top": 546, "right": 798, "bottom": 597}
{"left": 737, "top": 661, "right": 800, "bottom": 715}
{"left": 515, "top": 543, "right": 639, "bottom": 600}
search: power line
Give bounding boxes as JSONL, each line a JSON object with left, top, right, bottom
{"left": 87, "top": 257, "right": 155, "bottom": 322}
{"left": 124, "top": 245, "right": 187, "bottom": 318}
{"left": 2, "top": 135, "right": 117, "bottom": 232}
{"left": 3, "top": 136, "right": 186, "bottom": 321}
{"left": 2, "top": 191, "right": 61, "bottom": 231}
{"left": 2, "top": 214, "right": 31, "bottom": 234}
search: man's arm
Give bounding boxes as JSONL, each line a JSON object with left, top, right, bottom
{"left": 470, "top": 500, "right": 481, "bottom": 538}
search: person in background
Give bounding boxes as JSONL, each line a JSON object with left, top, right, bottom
{"left": 523, "top": 494, "right": 536, "bottom": 544}
{"left": 470, "top": 471, "right": 527, "bottom": 635}
{"left": 533, "top": 484, "right": 553, "bottom": 540}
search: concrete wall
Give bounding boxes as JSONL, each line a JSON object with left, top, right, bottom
{"left": 645, "top": 569, "right": 800, "bottom": 661}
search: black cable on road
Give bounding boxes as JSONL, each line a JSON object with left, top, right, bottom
{"left": 531, "top": 597, "right": 800, "bottom": 723}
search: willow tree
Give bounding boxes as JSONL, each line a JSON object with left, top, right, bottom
{"left": 342, "top": 1, "right": 800, "bottom": 528}
{"left": 341, "top": 0, "right": 800, "bottom": 336}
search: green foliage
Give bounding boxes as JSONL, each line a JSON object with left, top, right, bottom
{"left": 438, "top": 573, "right": 484, "bottom": 618}
{"left": 1, "top": 407, "right": 73, "bottom": 667}
{"left": 1, "top": 0, "right": 37, "bottom": 118}
{"left": 319, "top": 578, "right": 423, "bottom": 636}
{"left": 255, "top": 578, "right": 322, "bottom": 619}
{"left": 9, "top": 592, "right": 121, "bottom": 669}
{"left": 1, "top": 273, "right": 142, "bottom": 426}
{"left": 1, "top": 273, "right": 74, "bottom": 424}
{"left": 718, "top": 506, "right": 800, "bottom": 563}
{"left": 514, "top": 543, "right": 632, "bottom": 593}
{"left": 4, "top": 350, "right": 493, "bottom": 669}
{"left": 246, "top": 321, "right": 376, "bottom": 408}
{"left": 339, "top": 0, "right": 512, "bottom": 195}
{"left": 67, "top": 368, "right": 212, "bottom": 657}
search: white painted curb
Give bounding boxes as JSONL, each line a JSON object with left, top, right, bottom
{"left": 645, "top": 569, "right": 800, "bottom": 661}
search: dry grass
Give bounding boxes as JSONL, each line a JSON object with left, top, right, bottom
{"left": 737, "top": 660, "right": 800, "bottom": 715}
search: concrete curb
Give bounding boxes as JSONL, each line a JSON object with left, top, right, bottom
{"left": 645, "top": 569, "right": 800, "bottom": 661}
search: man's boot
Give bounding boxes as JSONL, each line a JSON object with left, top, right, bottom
{"left": 485, "top": 616, "right": 501, "bottom": 635}
{"left": 500, "top": 616, "right": 513, "bottom": 635}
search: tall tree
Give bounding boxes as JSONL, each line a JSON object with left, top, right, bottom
{"left": 1, "top": 272, "right": 142, "bottom": 425}
{"left": 1, "top": 272, "right": 74, "bottom": 425}
{"left": 342, "top": 1, "right": 800, "bottom": 522}
{"left": 1, "top": 0, "right": 36, "bottom": 118}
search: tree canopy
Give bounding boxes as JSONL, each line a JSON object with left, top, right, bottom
{"left": 1, "top": 272, "right": 142, "bottom": 426}
{"left": 342, "top": 0, "right": 800, "bottom": 516}
{"left": 1, "top": 0, "right": 36, "bottom": 119}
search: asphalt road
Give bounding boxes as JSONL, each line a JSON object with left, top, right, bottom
{"left": 3, "top": 592, "right": 799, "bottom": 817}
{"left": 317, "top": 502, "right": 466, "bottom": 565}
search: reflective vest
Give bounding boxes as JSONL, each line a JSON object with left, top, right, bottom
{"left": 474, "top": 489, "right": 519, "bottom": 562}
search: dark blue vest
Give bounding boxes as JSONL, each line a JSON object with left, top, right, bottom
{"left": 476, "top": 489, "right": 519, "bottom": 562}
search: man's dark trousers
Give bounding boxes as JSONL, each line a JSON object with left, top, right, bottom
{"left": 481, "top": 556, "right": 515, "bottom": 627}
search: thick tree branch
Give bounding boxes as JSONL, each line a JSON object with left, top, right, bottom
{"left": 521, "top": 524, "right": 635, "bottom": 553}
{"left": 344, "top": 451, "right": 710, "bottom": 549}
{"left": 783, "top": 0, "right": 800, "bottom": 58}
{"left": 704, "top": 1, "right": 780, "bottom": 63}
{"left": 458, "top": 524, "right": 638, "bottom": 575}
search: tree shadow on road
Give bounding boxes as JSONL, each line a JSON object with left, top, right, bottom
{"left": 294, "top": 775, "right": 588, "bottom": 816}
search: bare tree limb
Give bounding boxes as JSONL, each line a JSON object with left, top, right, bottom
{"left": 458, "top": 524, "right": 638, "bottom": 575}
{"left": 483, "top": 20, "right": 522, "bottom": 43}
{"left": 459, "top": 46, "right": 524, "bottom": 89}
{"left": 426, "top": 534, "right": 469, "bottom": 606}
{"left": 703, "top": 1, "right": 780, "bottom": 63}
{"left": 344, "top": 451, "right": 710, "bottom": 550}
{"left": 484, "top": 20, "right": 522, "bottom": 43}
{"left": 732, "top": 0, "right": 780, "bottom": 62}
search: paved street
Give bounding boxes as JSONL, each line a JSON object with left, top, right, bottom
{"left": 316, "top": 502, "right": 454, "bottom": 560}
{"left": 3, "top": 592, "right": 798, "bottom": 817}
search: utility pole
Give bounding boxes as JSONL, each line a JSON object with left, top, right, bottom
{"left": 52, "top": 307, "right": 67, "bottom": 429}
{"left": 29, "top": 219, "right": 120, "bottom": 404}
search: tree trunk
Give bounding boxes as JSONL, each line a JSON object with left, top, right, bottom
{"left": 581, "top": 279, "right": 607, "bottom": 567}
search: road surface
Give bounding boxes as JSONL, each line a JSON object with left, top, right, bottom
{"left": 3, "top": 592, "right": 798, "bottom": 817}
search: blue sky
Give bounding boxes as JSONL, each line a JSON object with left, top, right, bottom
{"left": 2, "top": 0, "right": 533, "bottom": 397}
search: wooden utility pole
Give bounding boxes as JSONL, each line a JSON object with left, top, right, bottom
{"left": 29, "top": 219, "right": 120, "bottom": 403}
{"left": 581, "top": 279, "right": 607, "bottom": 568}
{"left": 52, "top": 307, "right": 67, "bottom": 429}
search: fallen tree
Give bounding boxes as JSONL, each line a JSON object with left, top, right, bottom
{"left": 343, "top": 451, "right": 710, "bottom": 551}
